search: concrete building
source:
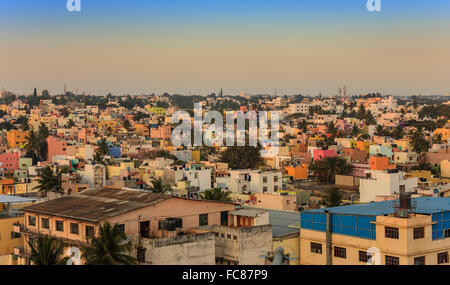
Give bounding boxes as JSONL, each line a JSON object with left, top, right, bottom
{"left": 359, "top": 170, "right": 418, "bottom": 203}
{"left": 17, "top": 188, "right": 236, "bottom": 265}
{"left": 216, "top": 170, "right": 283, "bottom": 194}
{"left": 300, "top": 196, "right": 450, "bottom": 265}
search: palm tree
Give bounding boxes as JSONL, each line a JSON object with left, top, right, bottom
{"left": 96, "top": 138, "right": 110, "bottom": 157}
{"left": 33, "top": 166, "right": 68, "bottom": 197}
{"left": 24, "top": 130, "right": 40, "bottom": 163}
{"left": 321, "top": 188, "right": 343, "bottom": 208}
{"left": 81, "top": 221, "right": 137, "bottom": 265}
{"left": 200, "top": 188, "right": 232, "bottom": 202}
{"left": 146, "top": 177, "right": 171, "bottom": 194}
{"left": 28, "top": 235, "right": 69, "bottom": 265}
{"left": 374, "top": 125, "right": 384, "bottom": 136}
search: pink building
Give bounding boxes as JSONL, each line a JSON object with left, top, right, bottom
{"left": 350, "top": 163, "right": 370, "bottom": 178}
{"left": 47, "top": 136, "right": 67, "bottom": 162}
{"left": 313, "top": 149, "right": 337, "bottom": 161}
{"left": 150, "top": 125, "right": 172, "bottom": 140}
{"left": 0, "top": 152, "right": 20, "bottom": 170}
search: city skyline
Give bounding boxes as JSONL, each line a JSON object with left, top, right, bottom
{"left": 1, "top": 0, "right": 450, "bottom": 96}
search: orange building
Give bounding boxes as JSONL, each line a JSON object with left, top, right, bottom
{"left": 369, "top": 156, "right": 396, "bottom": 171}
{"left": 0, "top": 179, "right": 15, "bottom": 195}
{"left": 135, "top": 124, "right": 150, "bottom": 137}
{"left": 6, "top": 130, "right": 28, "bottom": 148}
{"left": 285, "top": 164, "right": 308, "bottom": 180}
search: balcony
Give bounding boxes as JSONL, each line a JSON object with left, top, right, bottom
{"left": 14, "top": 247, "right": 30, "bottom": 258}
{"left": 13, "top": 222, "right": 24, "bottom": 233}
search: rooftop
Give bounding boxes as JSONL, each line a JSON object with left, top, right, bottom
{"left": 21, "top": 188, "right": 172, "bottom": 223}
{"left": 304, "top": 197, "right": 450, "bottom": 216}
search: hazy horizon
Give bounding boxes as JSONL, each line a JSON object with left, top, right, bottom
{"left": 1, "top": 0, "right": 450, "bottom": 96}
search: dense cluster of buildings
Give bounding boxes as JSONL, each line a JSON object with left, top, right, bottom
{"left": 0, "top": 90, "right": 449, "bottom": 265}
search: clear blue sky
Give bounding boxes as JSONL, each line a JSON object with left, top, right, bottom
{"left": 1, "top": 0, "right": 450, "bottom": 96}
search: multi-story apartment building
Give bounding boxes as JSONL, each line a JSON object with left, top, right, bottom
{"left": 300, "top": 195, "right": 450, "bottom": 265}
{"left": 16, "top": 188, "right": 236, "bottom": 265}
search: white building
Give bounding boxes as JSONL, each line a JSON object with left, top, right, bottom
{"left": 288, "top": 103, "right": 310, "bottom": 115}
{"left": 359, "top": 170, "right": 418, "bottom": 203}
{"left": 216, "top": 170, "right": 282, "bottom": 194}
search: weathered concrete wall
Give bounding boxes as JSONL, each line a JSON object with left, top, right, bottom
{"left": 132, "top": 233, "right": 216, "bottom": 265}
{"left": 203, "top": 225, "right": 273, "bottom": 265}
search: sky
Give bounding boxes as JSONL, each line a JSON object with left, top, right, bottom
{"left": 1, "top": 0, "right": 450, "bottom": 96}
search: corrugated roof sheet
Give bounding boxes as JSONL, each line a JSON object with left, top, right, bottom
{"left": 304, "top": 197, "right": 450, "bottom": 216}
{"left": 21, "top": 188, "right": 171, "bottom": 222}
{"left": 0, "top": 195, "right": 37, "bottom": 204}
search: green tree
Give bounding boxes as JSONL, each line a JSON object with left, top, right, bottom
{"left": 65, "top": 119, "right": 76, "bottom": 128}
{"left": 410, "top": 128, "right": 430, "bottom": 153}
{"left": 28, "top": 235, "right": 69, "bottom": 265}
{"left": 200, "top": 188, "right": 232, "bottom": 202}
{"left": 33, "top": 166, "right": 68, "bottom": 197}
{"left": 219, "top": 146, "right": 262, "bottom": 170}
{"left": 351, "top": 124, "right": 360, "bottom": 136}
{"left": 81, "top": 221, "right": 137, "bottom": 265}
{"left": 326, "top": 121, "right": 338, "bottom": 138}
{"left": 321, "top": 188, "right": 343, "bottom": 208}
{"left": 146, "top": 177, "right": 171, "bottom": 194}
{"left": 123, "top": 119, "right": 132, "bottom": 131}
{"left": 374, "top": 125, "right": 384, "bottom": 136}
{"left": 309, "top": 156, "right": 352, "bottom": 184}
{"left": 96, "top": 139, "right": 110, "bottom": 156}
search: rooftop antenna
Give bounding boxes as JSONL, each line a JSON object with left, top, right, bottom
{"left": 64, "top": 84, "right": 67, "bottom": 95}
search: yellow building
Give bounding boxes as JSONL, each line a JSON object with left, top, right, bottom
{"left": 442, "top": 160, "right": 450, "bottom": 179}
{"left": 394, "top": 139, "right": 411, "bottom": 152}
{"left": 0, "top": 196, "right": 36, "bottom": 265}
{"left": 434, "top": 128, "right": 450, "bottom": 142}
{"left": 6, "top": 130, "right": 29, "bottom": 149}
{"left": 98, "top": 120, "right": 118, "bottom": 130}
{"left": 356, "top": 141, "right": 371, "bottom": 152}
{"left": 191, "top": 150, "right": 201, "bottom": 163}
{"left": 135, "top": 124, "right": 150, "bottom": 137}
{"left": 106, "top": 161, "right": 135, "bottom": 179}
{"left": 300, "top": 196, "right": 450, "bottom": 265}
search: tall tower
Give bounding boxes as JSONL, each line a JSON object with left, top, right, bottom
{"left": 64, "top": 84, "right": 67, "bottom": 95}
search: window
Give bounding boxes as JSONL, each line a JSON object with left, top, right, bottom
{"left": 11, "top": 232, "right": 21, "bottom": 239}
{"left": 413, "top": 227, "right": 424, "bottom": 239}
{"left": 334, "top": 247, "right": 346, "bottom": 258}
{"left": 70, "top": 223, "right": 79, "bottom": 235}
{"left": 385, "top": 227, "right": 399, "bottom": 239}
{"left": 414, "top": 256, "right": 425, "bottom": 265}
{"left": 28, "top": 216, "right": 36, "bottom": 227}
{"left": 274, "top": 176, "right": 278, "bottom": 182}
{"left": 445, "top": 229, "right": 450, "bottom": 238}
{"left": 438, "top": 252, "right": 449, "bottom": 264}
{"left": 56, "top": 220, "right": 64, "bottom": 232}
{"left": 385, "top": 255, "right": 400, "bottom": 265}
{"left": 227, "top": 234, "right": 231, "bottom": 239}
{"left": 115, "top": 224, "right": 125, "bottom": 235}
{"left": 263, "top": 177, "right": 267, "bottom": 183}
{"left": 199, "top": 214, "right": 208, "bottom": 226}
{"left": 274, "top": 186, "right": 278, "bottom": 191}
{"left": 86, "top": 226, "right": 95, "bottom": 237}
{"left": 39, "top": 218, "right": 49, "bottom": 229}
{"left": 220, "top": 211, "right": 229, "bottom": 226}
{"left": 263, "top": 187, "right": 268, "bottom": 193}
{"left": 359, "top": 251, "right": 372, "bottom": 263}
{"left": 310, "top": 243, "right": 322, "bottom": 254}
